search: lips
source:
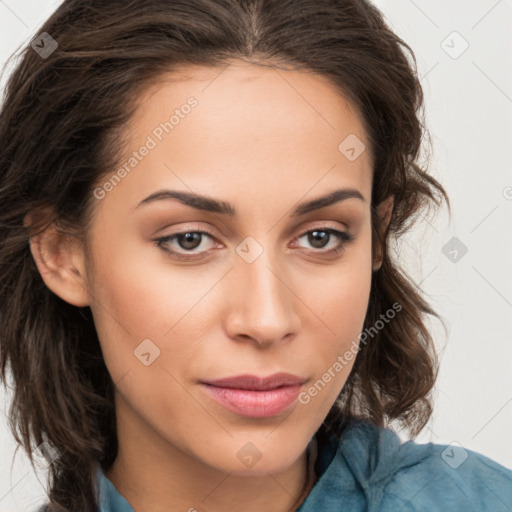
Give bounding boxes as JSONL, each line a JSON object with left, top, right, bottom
{"left": 200, "top": 373, "right": 307, "bottom": 418}
{"left": 203, "top": 372, "right": 307, "bottom": 391}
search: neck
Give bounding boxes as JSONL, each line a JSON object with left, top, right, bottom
{"left": 105, "top": 395, "right": 315, "bottom": 512}
{"left": 106, "top": 449, "right": 311, "bottom": 512}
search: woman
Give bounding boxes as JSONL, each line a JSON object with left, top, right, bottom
{"left": 0, "top": 1, "right": 510, "bottom": 511}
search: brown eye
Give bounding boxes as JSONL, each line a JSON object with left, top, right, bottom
{"left": 307, "top": 230, "right": 331, "bottom": 249}
{"left": 175, "top": 232, "right": 203, "bottom": 250}
{"left": 295, "top": 228, "right": 354, "bottom": 254}
{"left": 153, "top": 229, "right": 217, "bottom": 261}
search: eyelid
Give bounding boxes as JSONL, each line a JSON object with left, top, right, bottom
{"left": 153, "top": 223, "right": 217, "bottom": 240}
{"left": 153, "top": 220, "right": 348, "bottom": 244}
{"left": 296, "top": 220, "right": 348, "bottom": 235}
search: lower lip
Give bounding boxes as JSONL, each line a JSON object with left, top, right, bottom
{"left": 200, "top": 383, "right": 303, "bottom": 418}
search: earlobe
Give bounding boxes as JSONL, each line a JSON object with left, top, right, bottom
{"left": 27, "top": 217, "right": 90, "bottom": 307}
{"left": 372, "top": 195, "right": 394, "bottom": 272}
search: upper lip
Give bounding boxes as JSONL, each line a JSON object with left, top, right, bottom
{"left": 202, "top": 372, "right": 307, "bottom": 391}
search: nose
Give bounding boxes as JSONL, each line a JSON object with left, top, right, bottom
{"left": 223, "top": 246, "right": 301, "bottom": 348}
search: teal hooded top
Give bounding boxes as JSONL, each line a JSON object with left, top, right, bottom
{"left": 38, "top": 418, "right": 512, "bottom": 511}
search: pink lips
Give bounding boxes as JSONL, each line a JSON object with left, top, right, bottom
{"left": 200, "top": 373, "right": 306, "bottom": 418}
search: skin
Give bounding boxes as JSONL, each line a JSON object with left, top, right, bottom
{"left": 28, "top": 60, "right": 393, "bottom": 512}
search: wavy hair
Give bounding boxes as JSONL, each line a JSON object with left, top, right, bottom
{"left": 0, "top": 0, "right": 450, "bottom": 510}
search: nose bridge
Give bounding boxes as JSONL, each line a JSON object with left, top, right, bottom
{"left": 245, "top": 248, "right": 286, "bottom": 307}
{"left": 226, "top": 234, "right": 299, "bottom": 344}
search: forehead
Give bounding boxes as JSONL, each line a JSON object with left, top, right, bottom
{"left": 99, "top": 60, "right": 373, "bottom": 216}
{"left": 129, "top": 60, "right": 370, "bottom": 150}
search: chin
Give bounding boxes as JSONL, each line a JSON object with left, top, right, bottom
{"left": 196, "top": 434, "right": 307, "bottom": 476}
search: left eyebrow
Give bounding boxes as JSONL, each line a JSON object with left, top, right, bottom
{"left": 135, "top": 187, "right": 365, "bottom": 216}
{"left": 291, "top": 188, "right": 365, "bottom": 216}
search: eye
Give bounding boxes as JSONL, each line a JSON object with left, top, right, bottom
{"left": 153, "top": 228, "right": 217, "bottom": 261}
{"left": 294, "top": 227, "right": 354, "bottom": 255}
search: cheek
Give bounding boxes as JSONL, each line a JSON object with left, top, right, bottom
{"left": 298, "top": 231, "right": 373, "bottom": 337}
{"left": 86, "top": 245, "right": 209, "bottom": 439}
{"left": 88, "top": 206, "right": 197, "bottom": 328}
{"left": 86, "top": 225, "right": 229, "bottom": 395}
{"left": 293, "top": 236, "right": 373, "bottom": 401}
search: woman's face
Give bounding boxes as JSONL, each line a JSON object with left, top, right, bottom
{"left": 81, "top": 61, "right": 380, "bottom": 476}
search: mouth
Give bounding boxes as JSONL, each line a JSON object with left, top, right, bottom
{"left": 199, "top": 373, "right": 307, "bottom": 418}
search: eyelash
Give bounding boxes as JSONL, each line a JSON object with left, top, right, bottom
{"left": 153, "top": 226, "right": 355, "bottom": 261}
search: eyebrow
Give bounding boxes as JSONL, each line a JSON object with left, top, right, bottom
{"left": 135, "top": 187, "right": 365, "bottom": 216}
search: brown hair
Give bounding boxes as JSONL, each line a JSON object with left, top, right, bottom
{"left": 0, "top": 0, "right": 450, "bottom": 510}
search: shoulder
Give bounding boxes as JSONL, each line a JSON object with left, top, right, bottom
{"left": 381, "top": 437, "right": 512, "bottom": 511}
{"left": 314, "top": 419, "right": 512, "bottom": 512}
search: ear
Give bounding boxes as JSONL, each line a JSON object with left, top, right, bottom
{"left": 372, "top": 195, "right": 394, "bottom": 272}
{"left": 25, "top": 212, "right": 90, "bottom": 307}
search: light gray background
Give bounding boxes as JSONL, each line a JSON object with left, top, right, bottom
{"left": 1, "top": 1, "right": 511, "bottom": 510}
